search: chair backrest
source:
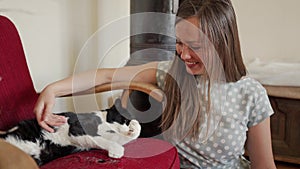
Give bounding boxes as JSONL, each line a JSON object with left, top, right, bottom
{"left": 0, "top": 15, "right": 38, "bottom": 130}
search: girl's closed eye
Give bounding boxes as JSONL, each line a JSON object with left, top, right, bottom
{"left": 189, "top": 44, "right": 202, "bottom": 51}
{"left": 176, "top": 39, "right": 202, "bottom": 51}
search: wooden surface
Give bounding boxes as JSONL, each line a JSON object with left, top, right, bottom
{"left": 269, "top": 96, "right": 300, "bottom": 164}
{"left": 264, "top": 85, "right": 300, "bottom": 100}
{"left": 276, "top": 161, "right": 300, "bottom": 169}
{"left": 262, "top": 85, "right": 300, "bottom": 164}
{"left": 0, "top": 139, "right": 38, "bottom": 169}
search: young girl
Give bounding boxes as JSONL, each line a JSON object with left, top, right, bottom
{"left": 34, "top": 0, "right": 276, "bottom": 168}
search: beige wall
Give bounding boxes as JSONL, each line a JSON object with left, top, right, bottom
{"left": 0, "top": 0, "right": 130, "bottom": 92}
{"left": 232, "top": 0, "right": 300, "bottom": 86}
{"left": 0, "top": 0, "right": 130, "bottom": 112}
{"left": 232, "top": 0, "right": 300, "bottom": 64}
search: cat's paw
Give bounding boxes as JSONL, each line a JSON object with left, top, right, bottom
{"left": 108, "top": 145, "right": 124, "bottom": 158}
{"left": 127, "top": 119, "right": 141, "bottom": 138}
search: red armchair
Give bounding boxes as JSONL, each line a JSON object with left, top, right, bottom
{"left": 0, "top": 15, "right": 179, "bottom": 169}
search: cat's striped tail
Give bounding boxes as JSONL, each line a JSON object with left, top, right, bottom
{"left": 0, "top": 126, "right": 18, "bottom": 136}
{"left": 0, "top": 130, "right": 6, "bottom": 138}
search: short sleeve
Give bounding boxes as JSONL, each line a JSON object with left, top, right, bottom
{"left": 247, "top": 82, "right": 274, "bottom": 127}
{"left": 156, "top": 61, "right": 171, "bottom": 89}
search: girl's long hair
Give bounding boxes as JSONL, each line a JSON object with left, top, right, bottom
{"left": 161, "top": 0, "right": 247, "bottom": 142}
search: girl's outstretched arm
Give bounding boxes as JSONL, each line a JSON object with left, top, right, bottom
{"left": 34, "top": 62, "right": 159, "bottom": 132}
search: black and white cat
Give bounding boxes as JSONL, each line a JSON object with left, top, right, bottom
{"left": 0, "top": 99, "right": 141, "bottom": 166}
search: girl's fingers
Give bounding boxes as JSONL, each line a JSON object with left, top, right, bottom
{"left": 39, "top": 121, "right": 55, "bottom": 133}
{"left": 44, "top": 114, "right": 67, "bottom": 126}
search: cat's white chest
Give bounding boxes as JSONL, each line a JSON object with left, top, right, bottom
{"left": 42, "top": 122, "right": 72, "bottom": 146}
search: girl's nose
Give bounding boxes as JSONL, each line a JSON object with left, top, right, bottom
{"left": 179, "top": 45, "right": 192, "bottom": 60}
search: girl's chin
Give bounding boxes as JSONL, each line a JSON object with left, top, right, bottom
{"left": 186, "top": 68, "right": 203, "bottom": 75}
{"left": 185, "top": 65, "right": 204, "bottom": 75}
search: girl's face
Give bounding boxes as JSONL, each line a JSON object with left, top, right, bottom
{"left": 175, "top": 17, "right": 205, "bottom": 75}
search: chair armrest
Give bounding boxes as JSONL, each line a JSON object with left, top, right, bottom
{"left": 0, "top": 139, "right": 39, "bottom": 169}
{"left": 67, "top": 81, "right": 164, "bottom": 103}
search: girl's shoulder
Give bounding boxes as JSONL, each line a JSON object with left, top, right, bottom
{"left": 224, "top": 76, "right": 267, "bottom": 99}
{"left": 156, "top": 61, "right": 172, "bottom": 88}
{"left": 157, "top": 60, "right": 172, "bottom": 71}
{"left": 235, "top": 76, "right": 265, "bottom": 91}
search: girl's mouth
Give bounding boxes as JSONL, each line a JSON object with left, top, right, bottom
{"left": 185, "top": 61, "right": 199, "bottom": 68}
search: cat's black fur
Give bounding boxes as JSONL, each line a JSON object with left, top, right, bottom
{"left": 0, "top": 99, "right": 141, "bottom": 166}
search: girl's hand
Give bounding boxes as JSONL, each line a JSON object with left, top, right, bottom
{"left": 34, "top": 86, "right": 67, "bottom": 133}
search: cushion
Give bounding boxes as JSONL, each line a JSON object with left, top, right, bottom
{"left": 40, "top": 138, "right": 180, "bottom": 169}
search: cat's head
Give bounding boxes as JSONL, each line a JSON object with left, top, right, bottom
{"left": 106, "top": 98, "right": 132, "bottom": 125}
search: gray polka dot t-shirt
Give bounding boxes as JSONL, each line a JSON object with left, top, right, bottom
{"left": 156, "top": 61, "right": 274, "bottom": 169}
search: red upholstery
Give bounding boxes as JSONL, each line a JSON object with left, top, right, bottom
{"left": 0, "top": 15, "right": 38, "bottom": 130}
{"left": 41, "top": 138, "right": 179, "bottom": 169}
{"left": 0, "top": 15, "right": 180, "bottom": 169}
